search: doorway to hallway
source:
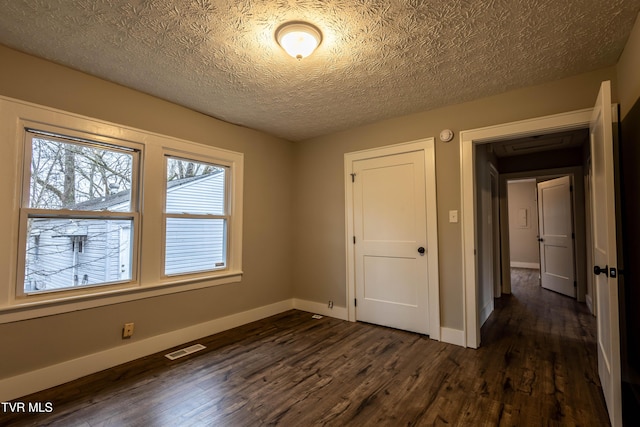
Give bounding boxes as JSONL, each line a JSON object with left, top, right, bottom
{"left": 464, "top": 81, "right": 622, "bottom": 424}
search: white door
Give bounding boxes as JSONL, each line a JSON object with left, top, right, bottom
{"left": 537, "top": 175, "right": 575, "bottom": 297}
{"left": 590, "top": 81, "right": 621, "bottom": 426}
{"left": 353, "top": 150, "right": 429, "bottom": 334}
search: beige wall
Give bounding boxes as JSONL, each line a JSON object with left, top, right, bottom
{"left": 0, "top": 45, "right": 294, "bottom": 379}
{"left": 507, "top": 180, "right": 540, "bottom": 267}
{"left": 617, "top": 12, "right": 640, "bottom": 119}
{"left": 293, "top": 67, "right": 618, "bottom": 330}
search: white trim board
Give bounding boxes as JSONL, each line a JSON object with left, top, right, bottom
{"left": 292, "top": 298, "right": 348, "bottom": 320}
{"left": 459, "top": 108, "right": 592, "bottom": 348}
{"left": 440, "top": 327, "right": 465, "bottom": 347}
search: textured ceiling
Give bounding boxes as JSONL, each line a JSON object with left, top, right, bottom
{"left": 0, "top": 1, "right": 639, "bottom": 141}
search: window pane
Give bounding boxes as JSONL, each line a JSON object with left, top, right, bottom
{"left": 166, "top": 158, "right": 225, "bottom": 215}
{"left": 30, "top": 136, "right": 133, "bottom": 211}
{"left": 165, "top": 218, "right": 226, "bottom": 275}
{"left": 24, "top": 218, "right": 133, "bottom": 293}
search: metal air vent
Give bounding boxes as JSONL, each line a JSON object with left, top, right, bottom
{"left": 165, "top": 344, "right": 206, "bottom": 360}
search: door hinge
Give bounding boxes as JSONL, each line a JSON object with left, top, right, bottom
{"left": 353, "top": 236, "right": 356, "bottom": 244}
{"left": 354, "top": 298, "right": 357, "bottom": 307}
{"left": 572, "top": 232, "right": 575, "bottom": 239}
{"left": 351, "top": 173, "right": 356, "bottom": 182}
{"left": 570, "top": 185, "right": 573, "bottom": 192}
{"left": 574, "top": 281, "right": 577, "bottom": 288}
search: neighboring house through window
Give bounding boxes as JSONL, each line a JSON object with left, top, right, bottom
{"left": 164, "top": 156, "right": 229, "bottom": 276}
{"left": 21, "top": 131, "right": 138, "bottom": 294}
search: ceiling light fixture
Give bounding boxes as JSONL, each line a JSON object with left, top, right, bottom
{"left": 276, "top": 22, "right": 322, "bottom": 60}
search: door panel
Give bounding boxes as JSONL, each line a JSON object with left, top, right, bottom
{"left": 537, "top": 175, "right": 575, "bottom": 297}
{"left": 361, "top": 163, "right": 416, "bottom": 241}
{"left": 353, "top": 150, "right": 429, "bottom": 334}
{"left": 590, "top": 81, "right": 621, "bottom": 426}
{"left": 364, "top": 257, "right": 417, "bottom": 305}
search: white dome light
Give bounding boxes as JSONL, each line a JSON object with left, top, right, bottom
{"left": 276, "top": 22, "right": 322, "bottom": 60}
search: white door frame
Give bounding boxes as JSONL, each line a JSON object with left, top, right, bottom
{"left": 345, "top": 138, "right": 440, "bottom": 340}
{"left": 460, "top": 108, "right": 592, "bottom": 348}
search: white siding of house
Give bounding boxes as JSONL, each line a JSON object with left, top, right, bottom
{"left": 110, "top": 200, "right": 131, "bottom": 212}
{"left": 26, "top": 172, "right": 226, "bottom": 291}
{"left": 79, "top": 220, "right": 107, "bottom": 285}
{"left": 166, "top": 172, "right": 225, "bottom": 214}
{"left": 165, "top": 171, "right": 226, "bottom": 275}
{"left": 27, "top": 218, "right": 73, "bottom": 291}
{"left": 26, "top": 218, "right": 131, "bottom": 292}
{"left": 77, "top": 220, "right": 127, "bottom": 285}
{"left": 165, "top": 218, "right": 225, "bottom": 275}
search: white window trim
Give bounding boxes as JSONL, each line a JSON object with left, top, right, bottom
{"left": 0, "top": 96, "right": 244, "bottom": 323}
{"left": 18, "top": 128, "right": 142, "bottom": 298}
{"left": 161, "top": 152, "right": 232, "bottom": 279}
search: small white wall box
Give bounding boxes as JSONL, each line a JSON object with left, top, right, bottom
{"left": 518, "top": 208, "right": 528, "bottom": 228}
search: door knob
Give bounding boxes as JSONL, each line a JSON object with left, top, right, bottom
{"left": 537, "top": 237, "right": 544, "bottom": 242}
{"left": 594, "top": 265, "right": 608, "bottom": 276}
{"left": 418, "top": 247, "right": 425, "bottom": 254}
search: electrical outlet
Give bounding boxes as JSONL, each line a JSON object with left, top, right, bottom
{"left": 122, "top": 322, "right": 135, "bottom": 339}
{"left": 328, "top": 300, "right": 334, "bottom": 309}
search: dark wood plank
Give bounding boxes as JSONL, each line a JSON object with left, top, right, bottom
{"left": 0, "top": 268, "right": 611, "bottom": 426}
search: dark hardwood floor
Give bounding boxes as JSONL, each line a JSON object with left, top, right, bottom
{"left": 1, "top": 268, "right": 610, "bottom": 426}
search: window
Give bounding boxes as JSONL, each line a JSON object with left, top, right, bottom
{"left": 1, "top": 96, "right": 243, "bottom": 322}
{"left": 164, "top": 156, "right": 229, "bottom": 276}
{"left": 20, "top": 130, "right": 139, "bottom": 295}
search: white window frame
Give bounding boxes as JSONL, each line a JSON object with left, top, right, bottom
{"left": 0, "top": 96, "right": 244, "bottom": 323}
{"left": 17, "top": 128, "right": 142, "bottom": 297}
{"left": 161, "top": 152, "right": 232, "bottom": 279}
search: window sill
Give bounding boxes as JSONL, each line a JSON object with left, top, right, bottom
{"left": 0, "top": 271, "right": 243, "bottom": 324}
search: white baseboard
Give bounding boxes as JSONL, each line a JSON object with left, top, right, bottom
{"left": 292, "top": 298, "right": 348, "bottom": 320}
{"left": 510, "top": 261, "right": 540, "bottom": 269}
{"left": 479, "top": 299, "right": 494, "bottom": 327}
{"left": 0, "top": 299, "right": 294, "bottom": 402}
{"left": 440, "top": 327, "right": 465, "bottom": 347}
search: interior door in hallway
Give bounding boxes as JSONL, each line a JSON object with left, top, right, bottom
{"left": 353, "top": 150, "right": 429, "bottom": 334}
{"left": 537, "top": 175, "right": 575, "bottom": 298}
{"left": 590, "top": 80, "right": 622, "bottom": 426}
